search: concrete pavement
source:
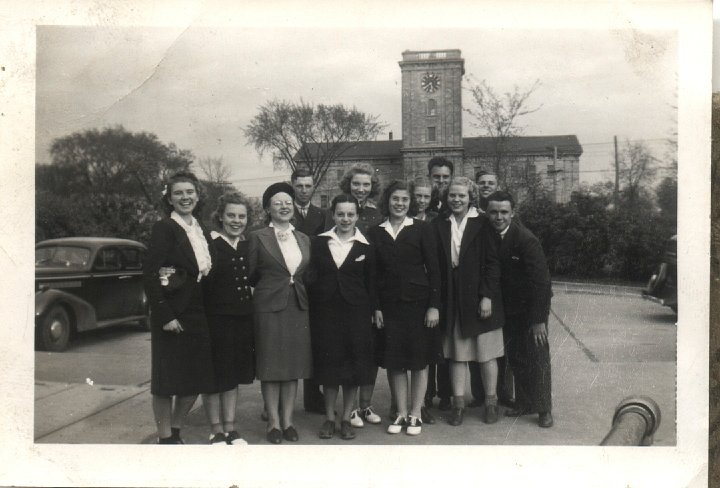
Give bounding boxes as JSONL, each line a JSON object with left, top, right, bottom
{"left": 35, "top": 285, "right": 675, "bottom": 446}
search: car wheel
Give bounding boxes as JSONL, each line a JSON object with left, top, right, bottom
{"left": 37, "top": 305, "right": 72, "bottom": 352}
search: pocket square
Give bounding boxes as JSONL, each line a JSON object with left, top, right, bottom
{"left": 511, "top": 256, "right": 520, "bottom": 261}
{"left": 355, "top": 254, "right": 366, "bottom": 262}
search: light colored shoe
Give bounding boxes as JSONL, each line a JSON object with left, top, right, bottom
{"left": 360, "top": 406, "right": 382, "bottom": 424}
{"left": 225, "top": 431, "right": 248, "bottom": 445}
{"left": 209, "top": 432, "right": 227, "bottom": 445}
{"left": 406, "top": 415, "right": 422, "bottom": 436}
{"left": 387, "top": 415, "right": 406, "bottom": 434}
{"left": 349, "top": 409, "right": 364, "bottom": 428}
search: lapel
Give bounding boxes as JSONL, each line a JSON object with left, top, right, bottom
{"left": 169, "top": 219, "right": 199, "bottom": 272}
{"left": 437, "top": 218, "right": 452, "bottom": 263}
{"left": 339, "top": 240, "right": 365, "bottom": 270}
{"left": 459, "top": 214, "right": 481, "bottom": 260}
{"left": 293, "top": 229, "right": 310, "bottom": 271}
{"left": 257, "top": 227, "right": 288, "bottom": 272}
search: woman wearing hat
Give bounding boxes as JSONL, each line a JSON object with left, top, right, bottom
{"left": 248, "top": 182, "right": 313, "bottom": 444}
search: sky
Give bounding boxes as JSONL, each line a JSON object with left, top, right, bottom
{"left": 36, "top": 25, "right": 677, "bottom": 196}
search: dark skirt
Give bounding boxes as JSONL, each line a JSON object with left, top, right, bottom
{"left": 381, "top": 299, "right": 443, "bottom": 371}
{"left": 254, "top": 288, "right": 313, "bottom": 381}
{"left": 151, "top": 285, "right": 215, "bottom": 396}
{"left": 206, "top": 313, "right": 255, "bottom": 392}
{"left": 309, "top": 290, "right": 375, "bottom": 387}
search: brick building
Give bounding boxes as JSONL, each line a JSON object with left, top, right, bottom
{"left": 298, "top": 49, "right": 582, "bottom": 207}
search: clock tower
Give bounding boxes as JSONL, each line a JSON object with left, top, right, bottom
{"left": 399, "top": 49, "right": 465, "bottom": 178}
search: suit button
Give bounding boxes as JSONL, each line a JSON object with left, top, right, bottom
{"left": 235, "top": 277, "right": 240, "bottom": 281}
{"left": 239, "top": 257, "right": 244, "bottom": 261}
{"left": 234, "top": 266, "right": 238, "bottom": 270}
{"left": 237, "top": 287, "right": 241, "bottom": 290}
{"left": 243, "top": 276, "right": 248, "bottom": 280}
{"left": 232, "top": 258, "right": 236, "bottom": 262}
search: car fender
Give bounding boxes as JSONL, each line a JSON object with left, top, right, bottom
{"left": 35, "top": 289, "right": 96, "bottom": 332}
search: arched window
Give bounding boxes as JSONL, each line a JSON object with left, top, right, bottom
{"left": 427, "top": 99, "right": 437, "bottom": 116}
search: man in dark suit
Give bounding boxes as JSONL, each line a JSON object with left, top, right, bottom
{"left": 426, "top": 157, "right": 453, "bottom": 214}
{"left": 486, "top": 191, "right": 554, "bottom": 428}
{"left": 290, "top": 168, "right": 327, "bottom": 414}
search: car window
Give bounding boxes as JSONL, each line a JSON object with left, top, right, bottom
{"left": 121, "top": 247, "right": 144, "bottom": 270}
{"left": 93, "top": 247, "right": 122, "bottom": 271}
{"left": 36, "top": 246, "right": 91, "bottom": 269}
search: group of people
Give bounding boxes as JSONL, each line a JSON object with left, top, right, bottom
{"left": 143, "top": 156, "right": 553, "bottom": 445}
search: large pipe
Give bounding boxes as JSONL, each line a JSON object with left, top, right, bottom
{"left": 600, "top": 396, "right": 661, "bottom": 446}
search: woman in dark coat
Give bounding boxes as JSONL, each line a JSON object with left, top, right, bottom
{"left": 201, "top": 191, "right": 255, "bottom": 445}
{"left": 309, "top": 194, "right": 377, "bottom": 441}
{"left": 435, "top": 176, "right": 504, "bottom": 427}
{"left": 368, "top": 180, "right": 442, "bottom": 436}
{"left": 248, "top": 182, "right": 312, "bottom": 444}
{"left": 143, "top": 171, "right": 215, "bottom": 444}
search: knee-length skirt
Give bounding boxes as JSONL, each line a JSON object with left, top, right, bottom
{"left": 309, "top": 290, "right": 375, "bottom": 387}
{"left": 206, "top": 313, "right": 255, "bottom": 392}
{"left": 443, "top": 313, "right": 504, "bottom": 363}
{"left": 254, "top": 289, "right": 313, "bottom": 381}
{"left": 381, "top": 299, "right": 443, "bottom": 371}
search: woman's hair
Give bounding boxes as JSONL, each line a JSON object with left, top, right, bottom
{"left": 338, "top": 163, "right": 381, "bottom": 199}
{"left": 410, "top": 176, "right": 433, "bottom": 193}
{"left": 378, "top": 179, "right": 418, "bottom": 218}
{"left": 329, "top": 193, "right": 360, "bottom": 214}
{"left": 441, "top": 176, "right": 479, "bottom": 212}
{"left": 161, "top": 171, "right": 205, "bottom": 216}
{"left": 211, "top": 191, "right": 253, "bottom": 232}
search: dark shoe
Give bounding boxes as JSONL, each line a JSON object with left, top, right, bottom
{"left": 318, "top": 420, "right": 336, "bottom": 439}
{"left": 266, "top": 428, "right": 282, "bottom": 444}
{"left": 438, "top": 397, "right": 451, "bottom": 411}
{"left": 538, "top": 412, "right": 554, "bottom": 428}
{"left": 340, "top": 420, "right": 356, "bottom": 440}
{"left": 421, "top": 406, "right": 435, "bottom": 425}
{"left": 448, "top": 407, "right": 464, "bottom": 426}
{"left": 282, "top": 426, "right": 299, "bottom": 442}
{"left": 468, "top": 398, "right": 483, "bottom": 408}
{"left": 209, "top": 432, "right": 227, "bottom": 445}
{"left": 158, "top": 436, "right": 182, "bottom": 444}
{"left": 504, "top": 405, "right": 532, "bottom": 417}
{"left": 484, "top": 404, "right": 499, "bottom": 424}
{"left": 225, "top": 430, "right": 247, "bottom": 445}
{"left": 169, "top": 428, "right": 184, "bottom": 444}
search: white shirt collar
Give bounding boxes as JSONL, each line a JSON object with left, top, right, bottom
{"left": 446, "top": 206, "right": 480, "bottom": 221}
{"left": 319, "top": 227, "right": 369, "bottom": 245}
{"left": 379, "top": 216, "right": 414, "bottom": 240}
{"left": 499, "top": 224, "right": 510, "bottom": 238}
{"left": 211, "top": 230, "right": 243, "bottom": 248}
{"left": 171, "top": 211, "right": 198, "bottom": 229}
{"left": 269, "top": 222, "right": 295, "bottom": 233}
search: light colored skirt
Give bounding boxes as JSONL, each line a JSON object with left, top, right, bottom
{"left": 443, "top": 314, "right": 504, "bottom": 362}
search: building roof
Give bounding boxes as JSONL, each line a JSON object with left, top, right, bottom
{"left": 295, "top": 135, "right": 582, "bottom": 162}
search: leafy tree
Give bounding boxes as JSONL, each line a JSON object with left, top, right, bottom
{"left": 244, "top": 99, "right": 385, "bottom": 188}
{"left": 464, "top": 77, "right": 541, "bottom": 188}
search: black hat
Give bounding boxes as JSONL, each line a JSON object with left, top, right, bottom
{"left": 262, "top": 182, "right": 295, "bottom": 209}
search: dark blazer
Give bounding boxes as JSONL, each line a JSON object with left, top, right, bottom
{"left": 143, "top": 218, "right": 215, "bottom": 330}
{"left": 497, "top": 222, "right": 552, "bottom": 325}
{"left": 203, "top": 236, "right": 253, "bottom": 316}
{"left": 367, "top": 219, "right": 441, "bottom": 309}
{"left": 435, "top": 212, "right": 503, "bottom": 337}
{"left": 292, "top": 203, "right": 327, "bottom": 237}
{"left": 248, "top": 226, "right": 311, "bottom": 313}
{"left": 308, "top": 235, "right": 378, "bottom": 310}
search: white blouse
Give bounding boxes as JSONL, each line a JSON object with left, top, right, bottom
{"left": 448, "top": 207, "right": 480, "bottom": 268}
{"left": 319, "top": 227, "right": 369, "bottom": 268}
{"left": 379, "top": 216, "right": 414, "bottom": 241}
{"left": 270, "top": 222, "right": 302, "bottom": 281}
{"left": 171, "top": 211, "right": 212, "bottom": 281}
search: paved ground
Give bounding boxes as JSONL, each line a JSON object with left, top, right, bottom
{"left": 34, "top": 283, "right": 677, "bottom": 446}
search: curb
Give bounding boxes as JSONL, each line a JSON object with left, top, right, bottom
{"left": 552, "top": 280, "right": 643, "bottom": 297}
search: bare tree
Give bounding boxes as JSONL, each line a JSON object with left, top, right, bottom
{"left": 243, "top": 99, "right": 386, "bottom": 188}
{"left": 464, "top": 77, "right": 542, "bottom": 187}
{"left": 618, "top": 139, "right": 657, "bottom": 205}
{"left": 196, "top": 156, "right": 232, "bottom": 186}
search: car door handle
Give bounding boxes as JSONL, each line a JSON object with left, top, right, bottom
{"left": 118, "top": 275, "right": 133, "bottom": 280}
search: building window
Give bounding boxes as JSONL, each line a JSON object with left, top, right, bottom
{"left": 336, "top": 169, "right": 344, "bottom": 181}
{"left": 320, "top": 195, "right": 329, "bottom": 209}
{"left": 427, "top": 99, "right": 437, "bottom": 116}
{"left": 426, "top": 126, "right": 436, "bottom": 143}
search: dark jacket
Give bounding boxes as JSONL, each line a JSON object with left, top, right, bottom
{"left": 203, "top": 235, "right": 253, "bottom": 316}
{"left": 367, "top": 219, "right": 441, "bottom": 309}
{"left": 292, "top": 203, "right": 327, "bottom": 237}
{"left": 248, "top": 226, "right": 311, "bottom": 312}
{"left": 435, "top": 212, "right": 503, "bottom": 337}
{"left": 497, "top": 222, "right": 552, "bottom": 325}
{"left": 143, "top": 218, "right": 215, "bottom": 330}
{"left": 308, "top": 235, "right": 378, "bottom": 310}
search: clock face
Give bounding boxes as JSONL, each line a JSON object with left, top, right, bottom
{"left": 421, "top": 73, "right": 440, "bottom": 93}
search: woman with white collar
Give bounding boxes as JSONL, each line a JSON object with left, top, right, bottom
{"left": 248, "top": 182, "right": 312, "bottom": 444}
{"left": 367, "top": 180, "right": 442, "bottom": 436}
{"left": 201, "top": 191, "right": 255, "bottom": 445}
{"left": 143, "top": 171, "right": 215, "bottom": 444}
{"left": 434, "top": 176, "right": 504, "bottom": 427}
{"left": 309, "top": 194, "right": 377, "bottom": 441}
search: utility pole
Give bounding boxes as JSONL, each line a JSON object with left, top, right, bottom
{"left": 614, "top": 135, "right": 619, "bottom": 206}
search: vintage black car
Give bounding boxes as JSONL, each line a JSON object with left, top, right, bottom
{"left": 35, "top": 237, "right": 149, "bottom": 351}
{"left": 642, "top": 235, "right": 677, "bottom": 314}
